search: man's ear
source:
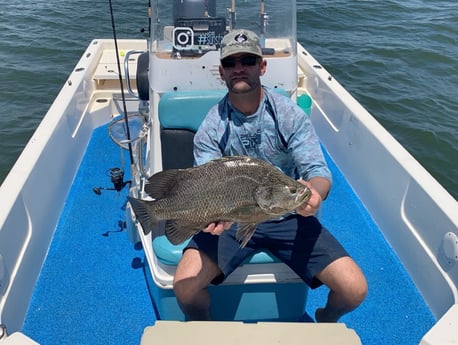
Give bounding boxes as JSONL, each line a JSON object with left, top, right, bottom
{"left": 259, "top": 59, "right": 267, "bottom": 76}
{"left": 219, "top": 65, "right": 225, "bottom": 79}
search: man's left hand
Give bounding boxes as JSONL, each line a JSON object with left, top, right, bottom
{"left": 295, "top": 179, "right": 324, "bottom": 217}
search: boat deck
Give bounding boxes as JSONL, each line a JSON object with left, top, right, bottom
{"left": 22, "top": 122, "right": 435, "bottom": 344}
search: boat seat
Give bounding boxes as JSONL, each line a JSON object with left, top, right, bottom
{"left": 155, "top": 90, "right": 313, "bottom": 267}
{"left": 156, "top": 88, "right": 305, "bottom": 265}
{"left": 152, "top": 235, "right": 280, "bottom": 266}
{"left": 151, "top": 90, "right": 313, "bottom": 321}
{"left": 158, "top": 88, "right": 308, "bottom": 170}
{"left": 157, "top": 89, "right": 281, "bottom": 265}
{"left": 156, "top": 89, "right": 295, "bottom": 268}
{"left": 159, "top": 90, "right": 226, "bottom": 170}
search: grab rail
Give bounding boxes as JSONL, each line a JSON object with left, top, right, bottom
{"left": 123, "top": 50, "right": 147, "bottom": 99}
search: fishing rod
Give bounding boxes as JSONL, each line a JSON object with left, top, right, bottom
{"left": 93, "top": 0, "right": 141, "bottom": 196}
{"left": 108, "top": 0, "right": 135, "bottom": 165}
{"left": 260, "top": 0, "right": 268, "bottom": 47}
{"left": 147, "top": 0, "right": 152, "bottom": 39}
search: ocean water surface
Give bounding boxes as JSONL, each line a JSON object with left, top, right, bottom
{"left": 0, "top": 0, "right": 457, "bottom": 200}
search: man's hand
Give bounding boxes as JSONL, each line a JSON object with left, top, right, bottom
{"left": 295, "top": 177, "right": 330, "bottom": 217}
{"left": 203, "top": 221, "right": 233, "bottom": 236}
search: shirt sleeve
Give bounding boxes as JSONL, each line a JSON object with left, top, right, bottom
{"left": 193, "top": 104, "right": 224, "bottom": 166}
{"left": 275, "top": 94, "right": 332, "bottom": 183}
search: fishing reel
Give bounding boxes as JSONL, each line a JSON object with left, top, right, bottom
{"left": 93, "top": 167, "right": 131, "bottom": 195}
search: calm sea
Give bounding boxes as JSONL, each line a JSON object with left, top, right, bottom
{"left": 0, "top": 0, "right": 457, "bottom": 199}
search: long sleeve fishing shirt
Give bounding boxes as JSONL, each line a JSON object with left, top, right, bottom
{"left": 193, "top": 87, "right": 332, "bottom": 184}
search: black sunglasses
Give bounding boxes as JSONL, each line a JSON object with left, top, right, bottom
{"left": 221, "top": 55, "right": 259, "bottom": 68}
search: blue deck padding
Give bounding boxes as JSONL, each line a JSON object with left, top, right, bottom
{"left": 22, "top": 125, "right": 155, "bottom": 345}
{"left": 311, "top": 151, "right": 436, "bottom": 344}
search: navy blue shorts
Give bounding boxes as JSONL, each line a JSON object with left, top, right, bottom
{"left": 184, "top": 214, "right": 349, "bottom": 288}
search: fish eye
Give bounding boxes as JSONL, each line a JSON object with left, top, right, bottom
{"left": 289, "top": 186, "right": 297, "bottom": 193}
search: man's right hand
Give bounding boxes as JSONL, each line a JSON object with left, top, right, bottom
{"left": 203, "top": 221, "right": 233, "bottom": 236}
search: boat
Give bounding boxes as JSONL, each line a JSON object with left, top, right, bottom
{"left": 1, "top": 0, "right": 457, "bottom": 344}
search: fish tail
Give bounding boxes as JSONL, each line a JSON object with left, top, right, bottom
{"left": 127, "top": 196, "right": 159, "bottom": 235}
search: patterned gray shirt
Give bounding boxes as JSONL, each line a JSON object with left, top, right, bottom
{"left": 193, "top": 87, "right": 332, "bottom": 184}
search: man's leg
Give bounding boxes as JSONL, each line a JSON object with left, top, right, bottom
{"left": 314, "top": 256, "right": 367, "bottom": 322}
{"left": 173, "top": 248, "right": 222, "bottom": 320}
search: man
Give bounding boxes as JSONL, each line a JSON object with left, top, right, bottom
{"left": 173, "top": 29, "right": 367, "bottom": 322}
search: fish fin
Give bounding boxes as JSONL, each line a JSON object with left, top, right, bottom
{"left": 236, "top": 223, "right": 257, "bottom": 248}
{"left": 165, "top": 220, "right": 200, "bottom": 245}
{"left": 127, "top": 196, "right": 158, "bottom": 235}
{"left": 144, "top": 169, "right": 181, "bottom": 200}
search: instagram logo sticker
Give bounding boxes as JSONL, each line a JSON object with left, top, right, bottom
{"left": 173, "top": 27, "right": 194, "bottom": 50}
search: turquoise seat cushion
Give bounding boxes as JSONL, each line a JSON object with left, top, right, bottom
{"left": 159, "top": 90, "right": 226, "bottom": 132}
{"left": 153, "top": 236, "right": 190, "bottom": 266}
{"left": 152, "top": 235, "right": 280, "bottom": 266}
{"left": 157, "top": 89, "right": 303, "bottom": 132}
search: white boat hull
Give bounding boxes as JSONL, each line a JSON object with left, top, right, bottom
{"left": 0, "top": 37, "right": 457, "bottom": 344}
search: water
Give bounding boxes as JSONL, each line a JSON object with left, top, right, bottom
{"left": 0, "top": 0, "right": 457, "bottom": 200}
{"left": 297, "top": 1, "right": 458, "bottom": 199}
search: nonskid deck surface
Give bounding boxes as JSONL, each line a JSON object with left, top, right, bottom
{"left": 22, "top": 125, "right": 155, "bottom": 344}
{"left": 315, "top": 155, "right": 436, "bottom": 344}
{"left": 22, "top": 123, "right": 435, "bottom": 344}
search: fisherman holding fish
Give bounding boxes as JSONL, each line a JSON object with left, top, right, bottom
{"left": 172, "top": 29, "right": 368, "bottom": 322}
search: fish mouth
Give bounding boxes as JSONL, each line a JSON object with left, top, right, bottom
{"left": 296, "top": 187, "right": 312, "bottom": 204}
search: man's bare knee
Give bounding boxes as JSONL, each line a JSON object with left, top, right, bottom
{"left": 315, "top": 256, "right": 367, "bottom": 322}
{"left": 172, "top": 249, "right": 221, "bottom": 320}
{"left": 173, "top": 277, "right": 198, "bottom": 303}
